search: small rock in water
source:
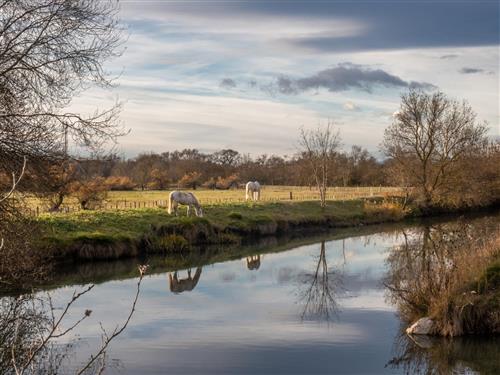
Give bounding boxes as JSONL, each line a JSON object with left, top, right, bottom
{"left": 406, "top": 317, "right": 436, "bottom": 335}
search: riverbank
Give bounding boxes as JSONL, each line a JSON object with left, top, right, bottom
{"left": 37, "top": 199, "right": 407, "bottom": 261}
{"left": 31, "top": 206, "right": 500, "bottom": 337}
{"left": 390, "top": 216, "right": 500, "bottom": 337}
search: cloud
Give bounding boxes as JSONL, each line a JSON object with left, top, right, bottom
{"left": 343, "top": 102, "right": 361, "bottom": 111}
{"left": 220, "top": 78, "right": 237, "bottom": 88}
{"left": 459, "top": 67, "right": 493, "bottom": 75}
{"left": 265, "top": 63, "right": 435, "bottom": 95}
{"left": 121, "top": 2, "right": 499, "bottom": 54}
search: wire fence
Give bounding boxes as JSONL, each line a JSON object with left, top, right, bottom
{"left": 27, "top": 186, "right": 405, "bottom": 216}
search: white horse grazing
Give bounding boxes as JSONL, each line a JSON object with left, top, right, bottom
{"left": 168, "top": 191, "right": 203, "bottom": 217}
{"left": 245, "top": 181, "right": 261, "bottom": 201}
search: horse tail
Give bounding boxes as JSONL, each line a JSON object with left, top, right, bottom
{"left": 245, "top": 182, "right": 250, "bottom": 200}
{"left": 168, "top": 192, "right": 174, "bottom": 214}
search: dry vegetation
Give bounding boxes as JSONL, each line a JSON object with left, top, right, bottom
{"left": 386, "top": 217, "right": 500, "bottom": 336}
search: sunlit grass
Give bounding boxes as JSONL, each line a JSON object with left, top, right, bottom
{"left": 25, "top": 185, "right": 403, "bottom": 213}
{"left": 37, "top": 199, "right": 398, "bottom": 246}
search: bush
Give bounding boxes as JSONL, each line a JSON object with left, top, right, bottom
{"left": 386, "top": 218, "right": 500, "bottom": 336}
{"left": 68, "top": 177, "right": 108, "bottom": 209}
{"left": 149, "top": 168, "right": 169, "bottom": 190}
{"left": 178, "top": 171, "right": 202, "bottom": 189}
{"left": 105, "top": 176, "right": 136, "bottom": 191}
{"left": 216, "top": 174, "right": 239, "bottom": 190}
{"left": 363, "top": 200, "right": 407, "bottom": 221}
{"left": 202, "top": 177, "right": 217, "bottom": 189}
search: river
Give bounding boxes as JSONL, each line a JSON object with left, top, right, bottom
{"left": 2, "top": 213, "right": 499, "bottom": 374}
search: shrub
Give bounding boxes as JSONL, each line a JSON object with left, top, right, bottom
{"left": 202, "top": 177, "right": 217, "bottom": 189}
{"left": 149, "top": 168, "right": 169, "bottom": 190}
{"left": 363, "top": 199, "right": 406, "bottom": 221}
{"left": 386, "top": 218, "right": 500, "bottom": 336}
{"left": 178, "top": 172, "right": 202, "bottom": 189}
{"left": 216, "top": 174, "right": 239, "bottom": 190}
{"left": 68, "top": 177, "right": 108, "bottom": 209}
{"left": 105, "top": 176, "right": 136, "bottom": 191}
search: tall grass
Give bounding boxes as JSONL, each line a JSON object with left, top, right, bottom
{"left": 386, "top": 216, "right": 500, "bottom": 336}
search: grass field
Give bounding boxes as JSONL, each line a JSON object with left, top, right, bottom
{"left": 27, "top": 185, "right": 403, "bottom": 215}
{"left": 37, "top": 198, "right": 407, "bottom": 251}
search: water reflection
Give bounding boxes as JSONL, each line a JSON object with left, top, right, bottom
{"left": 296, "top": 241, "right": 343, "bottom": 322}
{"left": 387, "top": 334, "right": 500, "bottom": 375}
{"left": 1, "top": 214, "right": 498, "bottom": 374}
{"left": 246, "top": 255, "right": 261, "bottom": 270}
{"left": 385, "top": 216, "right": 499, "bottom": 335}
{"left": 168, "top": 267, "right": 203, "bottom": 293}
{"left": 0, "top": 270, "right": 145, "bottom": 374}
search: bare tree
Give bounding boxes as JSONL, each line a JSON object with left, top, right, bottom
{"left": 299, "top": 121, "right": 341, "bottom": 208}
{"left": 0, "top": 157, "right": 46, "bottom": 288}
{"left": 382, "top": 90, "right": 487, "bottom": 209}
{"left": 0, "top": 0, "right": 125, "bottom": 194}
{"left": 297, "top": 241, "right": 342, "bottom": 321}
{"left": 0, "top": 0, "right": 125, "bottom": 285}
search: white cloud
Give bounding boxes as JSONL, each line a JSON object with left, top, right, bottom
{"left": 68, "top": 4, "right": 499, "bottom": 157}
{"left": 343, "top": 101, "right": 360, "bottom": 111}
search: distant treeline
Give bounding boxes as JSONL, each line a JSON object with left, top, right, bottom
{"left": 71, "top": 146, "right": 388, "bottom": 191}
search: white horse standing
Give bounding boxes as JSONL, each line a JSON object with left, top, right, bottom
{"left": 245, "top": 181, "right": 261, "bottom": 201}
{"left": 168, "top": 191, "right": 203, "bottom": 217}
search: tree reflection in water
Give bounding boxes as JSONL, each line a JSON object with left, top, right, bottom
{"left": 296, "top": 241, "right": 343, "bottom": 322}
{"left": 387, "top": 333, "right": 500, "bottom": 375}
{"left": 385, "top": 216, "right": 500, "bottom": 373}
{"left": 0, "top": 265, "right": 146, "bottom": 374}
{"left": 385, "top": 217, "right": 499, "bottom": 335}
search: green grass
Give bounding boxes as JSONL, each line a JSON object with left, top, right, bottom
{"left": 36, "top": 199, "right": 408, "bottom": 260}
{"left": 38, "top": 200, "right": 361, "bottom": 241}
{"left": 25, "top": 185, "right": 404, "bottom": 212}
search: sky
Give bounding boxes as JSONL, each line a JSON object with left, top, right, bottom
{"left": 76, "top": 0, "right": 500, "bottom": 158}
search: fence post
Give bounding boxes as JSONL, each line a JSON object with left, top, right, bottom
{"left": 289, "top": 191, "right": 293, "bottom": 200}
{"left": 36, "top": 206, "right": 39, "bottom": 216}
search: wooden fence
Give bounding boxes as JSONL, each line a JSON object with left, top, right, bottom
{"left": 27, "top": 186, "right": 404, "bottom": 216}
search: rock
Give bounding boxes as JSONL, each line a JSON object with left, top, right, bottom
{"left": 406, "top": 317, "right": 436, "bottom": 335}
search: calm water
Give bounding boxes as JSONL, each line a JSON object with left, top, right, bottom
{"left": 29, "top": 215, "right": 500, "bottom": 373}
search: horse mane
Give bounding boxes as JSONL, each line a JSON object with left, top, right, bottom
{"left": 187, "top": 192, "right": 200, "bottom": 206}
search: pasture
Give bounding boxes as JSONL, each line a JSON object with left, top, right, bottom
{"left": 26, "top": 185, "right": 403, "bottom": 215}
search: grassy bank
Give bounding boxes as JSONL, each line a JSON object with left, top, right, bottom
{"left": 388, "top": 216, "right": 500, "bottom": 337}
{"left": 37, "top": 199, "right": 406, "bottom": 260}
{"left": 31, "top": 221, "right": 415, "bottom": 293}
